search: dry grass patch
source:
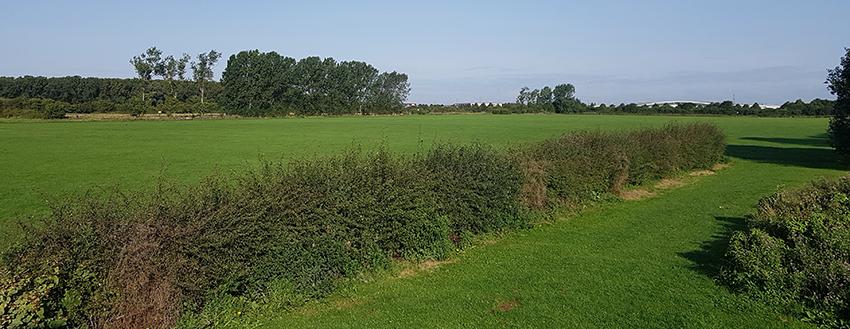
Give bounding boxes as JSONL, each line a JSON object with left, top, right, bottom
{"left": 397, "top": 259, "right": 458, "bottom": 278}
{"left": 295, "top": 297, "right": 366, "bottom": 317}
{"left": 494, "top": 298, "right": 520, "bottom": 312}
{"left": 332, "top": 297, "right": 365, "bottom": 310}
{"left": 654, "top": 178, "right": 685, "bottom": 190}
{"left": 689, "top": 170, "right": 716, "bottom": 177}
{"left": 619, "top": 189, "right": 656, "bottom": 201}
{"left": 712, "top": 163, "right": 732, "bottom": 171}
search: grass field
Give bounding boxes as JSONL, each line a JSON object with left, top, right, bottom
{"left": 0, "top": 114, "right": 845, "bottom": 328}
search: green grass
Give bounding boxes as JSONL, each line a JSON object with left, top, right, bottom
{"left": 0, "top": 114, "right": 844, "bottom": 327}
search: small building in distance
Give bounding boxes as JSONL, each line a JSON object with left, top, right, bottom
{"left": 636, "top": 100, "right": 781, "bottom": 109}
{"left": 453, "top": 102, "right": 506, "bottom": 107}
{"left": 636, "top": 101, "right": 712, "bottom": 107}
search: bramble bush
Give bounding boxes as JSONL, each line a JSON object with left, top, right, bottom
{"left": 724, "top": 177, "right": 850, "bottom": 328}
{"left": 0, "top": 123, "right": 725, "bottom": 328}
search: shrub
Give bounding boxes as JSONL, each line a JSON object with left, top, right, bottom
{"left": 723, "top": 177, "right": 850, "bottom": 327}
{"left": 524, "top": 131, "right": 630, "bottom": 203}
{"left": 0, "top": 98, "right": 71, "bottom": 119}
{"left": 518, "top": 123, "right": 726, "bottom": 208}
{"left": 422, "top": 144, "right": 526, "bottom": 239}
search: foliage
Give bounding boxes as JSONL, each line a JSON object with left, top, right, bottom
{"left": 422, "top": 144, "right": 526, "bottom": 239}
{"left": 516, "top": 83, "right": 585, "bottom": 113}
{"left": 191, "top": 50, "right": 222, "bottom": 104}
{"left": 220, "top": 50, "right": 409, "bottom": 116}
{"left": 724, "top": 176, "right": 850, "bottom": 327}
{"left": 828, "top": 48, "right": 850, "bottom": 157}
{"left": 0, "top": 77, "right": 219, "bottom": 107}
{"left": 518, "top": 123, "right": 725, "bottom": 206}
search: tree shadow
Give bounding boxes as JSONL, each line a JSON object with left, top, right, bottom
{"left": 679, "top": 216, "right": 746, "bottom": 279}
{"left": 726, "top": 144, "right": 847, "bottom": 170}
{"left": 740, "top": 134, "right": 831, "bottom": 148}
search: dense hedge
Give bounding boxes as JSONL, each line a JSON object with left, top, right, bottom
{"left": 0, "top": 123, "right": 725, "bottom": 328}
{"left": 517, "top": 123, "right": 725, "bottom": 206}
{"left": 724, "top": 177, "right": 850, "bottom": 328}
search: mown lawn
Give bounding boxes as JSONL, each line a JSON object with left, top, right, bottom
{"left": 0, "top": 114, "right": 844, "bottom": 327}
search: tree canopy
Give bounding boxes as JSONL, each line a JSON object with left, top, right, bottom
{"left": 828, "top": 48, "right": 850, "bottom": 156}
{"left": 220, "top": 50, "right": 409, "bottom": 116}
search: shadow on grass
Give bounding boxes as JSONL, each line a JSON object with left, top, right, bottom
{"left": 679, "top": 216, "right": 746, "bottom": 279}
{"left": 726, "top": 144, "right": 847, "bottom": 171}
{"left": 741, "top": 133, "right": 832, "bottom": 147}
{"left": 740, "top": 134, "right": 831, "bottom": 148}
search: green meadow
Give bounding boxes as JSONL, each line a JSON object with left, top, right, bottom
{"left": 0, "top": 114, "right": 844, "bottom": 327}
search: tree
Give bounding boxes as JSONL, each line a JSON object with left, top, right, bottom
{"left": 827, "top": 48, "right": 850, "bottom": 157}
{"left": 367, "top": 71, "right": 410, "bottom": 114}
{"left": 516, "top": 87, "right": 531, "bottom": 105}
{"left": 553, "top": 83, "right": 576, "bottom": 113}
{"left": 160, "top": 56, "right": 179, "bottom": 99}
{"left": 337, "top": 61, "right": 379, "bottom": 114}
{"left": 528, "top": 89, "right": 540, "bottom": 105}
{"left": 537, "top": 86, "right": 553, "bottom": 107}
{"left": 191, "top": 50, "right": 222, "bottom": 104}
{"left": 177, "top": 54, "right": 190, "bottom": 80}
{"left": 219, "top": 50, "right": 410, "bottom": 116}
{"left": 130, "top": 47, "right": 162, "bottom": 103}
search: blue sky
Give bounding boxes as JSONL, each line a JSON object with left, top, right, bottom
{"left": 0, "top": 1, "right": 847, "bottom": 104}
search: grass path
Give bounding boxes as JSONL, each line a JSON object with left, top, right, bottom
{"left": 250, "top": 122, "right": 845, "bottom": 328}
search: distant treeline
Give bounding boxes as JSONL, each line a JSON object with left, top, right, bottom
{"left": 0, "top": 66, "right": 835, "bottom": 118}
{"left": 0, "top": 76, "right": 223, "bottom": 118}
{"left": 0, "top": 48, "right": 411, "bottom": 118}
{"left": 407, "top": 85, "right": 834, "bottom": 117}
{"left": 0, "top": 76, "right": 220, "bottom": 105}
{"left": 409, "top": 98, "right": 834, "bottom": 117}
{"left": 594, "top": 99, "right": 834, "bottom": 116}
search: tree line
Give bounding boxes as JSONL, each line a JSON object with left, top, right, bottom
{"left": 0, "top": 76, "right": 220, "bottom": 104}
{"left": 130, "top": 47, "right": 221, "bottom": 105}
{"left": 0, "top": 47, "right": 411, "bottom": 117}
{"left": 220, "top": 50, "right": 410, "bottom": 116}
{"left": 407, "top": 84, "right": 834, "bottom": 117}
{"left": 593, "top": 99, "right": 834, "bottom": 116}
{"left": 515, "top": 84, "right": 588, "bottom": 113}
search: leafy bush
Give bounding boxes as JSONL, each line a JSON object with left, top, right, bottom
{"left": 0, "top": 98, "right": 70, "bottom": 119}
{"left": 518, "top": 123, "right": 726, "bottom": 208}
{"left": 0, "top": 123, "right": 725, "bottom": 328}
{"left": 422, "top": 144, "right": 526, "bottom": 240}
{"left": 724, "top": 177, "right": 850, "bottom": 327}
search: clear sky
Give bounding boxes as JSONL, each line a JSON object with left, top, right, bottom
{"left": 1, "top": 0, "right": 847, "bottom": 105}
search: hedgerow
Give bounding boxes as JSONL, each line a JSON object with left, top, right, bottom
{"left": 0, "top": 123, "right": 725, "bottom": 328}
{"left": 517, "top": 123, "right": 725, "bottom": 207}
{"left": 724, "top": 177, "right": 850, "bottom": 328}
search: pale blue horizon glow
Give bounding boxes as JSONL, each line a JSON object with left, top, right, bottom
{"left": 0, "top": 0, "right": 847, "bottom": 105}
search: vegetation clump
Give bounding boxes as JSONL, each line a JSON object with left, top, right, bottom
{"left": 0, "top": 123, "right": 725, "bottom": 328}
{"left": 724, "top": 176, "right": 850, "bottom": 328}
{"left": 828, "top": 48, "right": 850, "bottom": 158}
